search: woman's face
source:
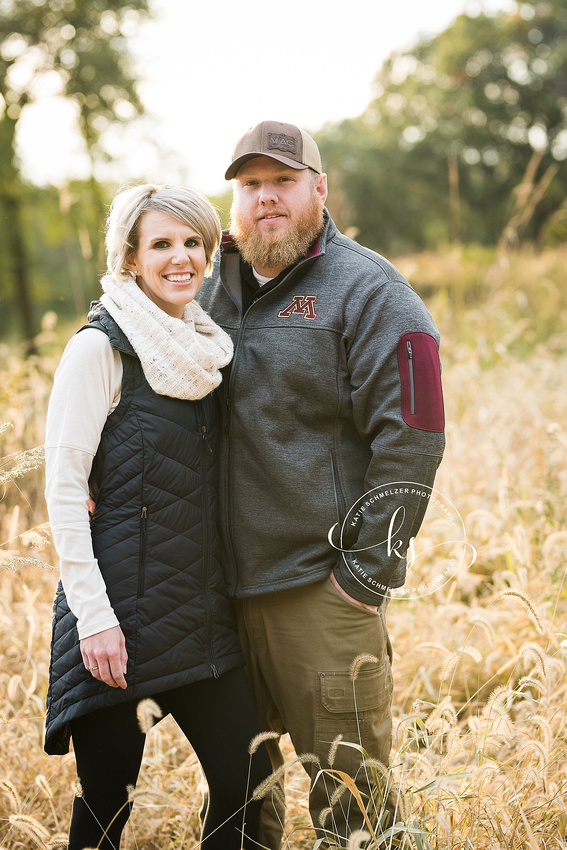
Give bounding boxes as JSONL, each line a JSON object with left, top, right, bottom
{"left": 125, "top": 210, "right": 207, "bottom": 318}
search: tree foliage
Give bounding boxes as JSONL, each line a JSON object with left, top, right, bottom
{"left": 0, "top": 0, "right": 151, "bottom": 346}
{"left": 317, "top": 0, "right": 567, "bottom": 254}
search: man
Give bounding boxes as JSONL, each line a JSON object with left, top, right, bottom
{"left": 197, "top": 120, "right": 445, "bottom": 848}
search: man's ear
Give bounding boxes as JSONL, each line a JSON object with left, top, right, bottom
{"left": 316, "top": 173, "right": 328, "bottom": 204}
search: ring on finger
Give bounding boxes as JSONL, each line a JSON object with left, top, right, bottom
{"left": 88, "top": 666, "right": 99, "bottom": 671}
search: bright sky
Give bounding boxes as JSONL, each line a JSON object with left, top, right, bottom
{"left": 18, "top": 0, "right": 512, "bottom": 196}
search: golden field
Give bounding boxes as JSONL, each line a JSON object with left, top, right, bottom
{"left": 0, "top": 246, "right": 566, "bottom": 849}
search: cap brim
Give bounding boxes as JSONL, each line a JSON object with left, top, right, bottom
{"left": 225, "top": 152, "right": 309, "bottom": 180}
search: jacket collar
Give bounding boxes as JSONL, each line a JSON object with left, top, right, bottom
{"left": 217, "top": 209, "right": 335, "bottom": 310}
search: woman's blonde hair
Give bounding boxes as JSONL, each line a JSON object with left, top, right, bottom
{"left": 105, "top": 184, "right": 222, "bottom": 278}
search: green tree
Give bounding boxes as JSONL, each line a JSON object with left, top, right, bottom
{"left": 0, "top": 180, "right": 112, "bottom": 341}
{"left": 317, "top": 0, "right": 567, "bottom": 254}
{"left": 0, "top": 0, "right": 151, "bottom": 349}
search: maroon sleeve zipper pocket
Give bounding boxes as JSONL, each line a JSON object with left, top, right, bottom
{"left": 397, "top": 332, "right": 445, "bottom": 432}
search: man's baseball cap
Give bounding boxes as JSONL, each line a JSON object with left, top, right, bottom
{"left": 225, "top": 120, "right": 322, "bottom": 180}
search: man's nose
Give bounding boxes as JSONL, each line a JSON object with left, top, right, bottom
{"left": 258, "top": 183, "right": 278, "bottom": 204}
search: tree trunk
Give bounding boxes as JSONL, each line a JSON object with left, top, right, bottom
{"left": 4, "top": 190, "right": 37, "bottom": 354}
{"left": 448, "top": 151, "right": 461, "bottom": 246}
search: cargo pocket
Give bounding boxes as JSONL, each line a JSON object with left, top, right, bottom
{"left": 316, "top": 660, "right": 393, "bottom": 773}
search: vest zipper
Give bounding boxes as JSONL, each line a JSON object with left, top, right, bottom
{"left": 138, "top": 506, "right": 148, "bottom": 597}
{"left": 198, "top": 402, "right": 218, "bottom": 678}
{"left": 406, "top": 340, "right": 415, "bottom": 415}
{"left": 201, "top": 424, "right": 213, "bottom": 454}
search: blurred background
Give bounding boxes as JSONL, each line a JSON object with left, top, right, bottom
{"left": 2, "top": 3, "right": 567, "bottom": 846}
{"left": 2, "top": 0, "right": 565, "bottom": 348}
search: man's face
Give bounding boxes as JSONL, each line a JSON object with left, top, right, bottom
{"left": 230, "top": 156, "right": 327, "bottom": 277}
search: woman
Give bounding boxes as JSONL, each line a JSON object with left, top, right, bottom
{"left": 44, "top": 184, "right": 271, "bottom": 849}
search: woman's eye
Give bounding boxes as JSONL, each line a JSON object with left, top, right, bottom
{"left": 153, "top": 241, "right": 169, "bottom": 249}
{"left": 185, "top": 239, "right": 198, "bottom": 248}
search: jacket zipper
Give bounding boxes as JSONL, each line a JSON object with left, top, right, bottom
{"left": 406, "top": 340, "right": 415, "bottom": 415}
{"left": 221, "top": 254, "right": 318, "bottom": 589}
{"left": 330, "top": 449, "right": 347, "bottom": 546}
{"left": 138, "top": 506, "right": 148, "bottom": 597}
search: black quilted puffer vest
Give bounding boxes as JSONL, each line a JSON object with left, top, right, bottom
{"left": 45, "top": 306, "right": 243, "bottom": 755}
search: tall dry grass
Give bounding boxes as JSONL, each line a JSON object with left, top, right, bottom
{"left": 0, "top": 247, "right": 566, "bottom": 848}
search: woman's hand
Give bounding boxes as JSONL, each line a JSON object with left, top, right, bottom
{"left": 80, "top": 625, "right": 128, "bottom": 689}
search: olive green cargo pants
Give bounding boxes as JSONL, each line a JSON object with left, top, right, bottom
{"left": 234, "top": 577, "right": 394, "bottom": 849}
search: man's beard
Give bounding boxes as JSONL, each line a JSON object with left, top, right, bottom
{"left": 229, "top": 192, "right": 324, "bottom": 273}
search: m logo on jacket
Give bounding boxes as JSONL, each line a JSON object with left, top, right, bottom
{"left": 277, "top": 295, "right": 318, "bottom": 320}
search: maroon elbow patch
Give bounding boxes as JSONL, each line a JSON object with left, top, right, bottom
{"left": 398, "top": 332, "right": 445, "bottom": 431}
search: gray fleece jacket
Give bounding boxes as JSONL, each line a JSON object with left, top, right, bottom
{"left": 196, "top": 211, "right": 445, "bottom": 605}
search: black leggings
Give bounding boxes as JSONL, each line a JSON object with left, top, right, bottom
{"left": 68, "top": 667, "right": 272, "bottom": 850}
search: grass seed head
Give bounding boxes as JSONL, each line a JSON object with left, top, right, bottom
{"left": 248, "top": 730, "right": 279, "bottom": 755}
{"left": 519, "top": 642, "right": 548, "bottom": 680}
{"left": 8, "top": 814, "right": 50, "bottom": 847}
{"left": 136, "top": 697, "right": 163, "bottom": 733}
{"left": 327, "top": 733, "right": 343, "bottom": 767}
{"left": 251, "top": 754, "right": 318, "bottom": 801}
{"left": 349, "top": 653, "right": 378, "bottom": 682}
{"left": 0, "top": 445, "right": 45, "bottom": 486}
{"left": 1, "top": 778, "right": 21, "bottom": 811}
{"left": 46, "top": 835, "right": 73, "bottom": 848}
{"left": 35, "top": 774, "right": 52, "bottom": 799}
{"left": 347, "top": 830, "right": 371, "bottom": 850}
{"left": 498, "top": 589, "right": 546, "bottom": 635}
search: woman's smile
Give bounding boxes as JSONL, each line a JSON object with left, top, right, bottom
{"left": 126, "top": 210, "right": 207, "bottom": 318}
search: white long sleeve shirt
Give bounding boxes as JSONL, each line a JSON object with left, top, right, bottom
{"left": 45, "top": 328, "right": 124, "bottom": 639}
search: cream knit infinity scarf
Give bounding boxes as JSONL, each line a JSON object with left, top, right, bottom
{"left": 100, "top": 273, "right": 233, "bottom": 400}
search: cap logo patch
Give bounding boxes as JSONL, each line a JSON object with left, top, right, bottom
{"left": 267, "top": 133, "right": 298, "bottom": 155}
{"left": 277, "top": 295, "right": 317, "bottom": 320}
